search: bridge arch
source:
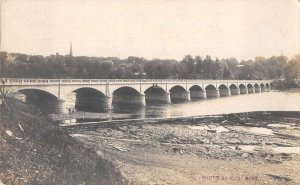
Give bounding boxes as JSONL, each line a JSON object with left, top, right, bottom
{"left": 144, "top": 85, "right": 170, "bottom": 104}
{"left": 265, "top": 83, "right": 270, "bottom": 91}
{"left": 189, "top": 85, "right": 206, "bottom": 100}
{"left": 247, "top": 84, "right": 254, "bottom": 93}
{"left": 205, "top": 84, "right": 219, "bottom": 98}
{"left": 112, "top": 86, "right": 145, "bottom": 106}
{"left": 18, "top": 89, "right": 61, "bottom": 113}
{"left": 229, "top": 84, "right": 240, "bottom": 95}
{"left": 17, "top": 87, "right": 58, "bottom": 98}
{"left": 229, "top": 84, "right": 238, "bottom": 89}
{"left": 189, "top": 85, "right": 203, "bottom": 91}
{"left": 239, "top": 84, "right": 246, "bottom": 88}
{"left": 18, "top": 88, "right": 58, "bottom": 100}
{"left": 72, "top": 87, "right": 107, "bottom": 111}
{"left": 218, "top": 84, "right": 230, "bottom": 97}
{"left": 260, "top": 83, "right": 266, "bottom": 92}
{"left": 239, "top": 84, "right": 247, "bottom": 94}
{"left": 254, "top": 83, "right": 261, "bottom": 93}
{"left": 169, "top": 85, "right": 190, "bottom": 102}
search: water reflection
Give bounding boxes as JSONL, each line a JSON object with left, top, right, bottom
{"left": 57, "top": 91, "right": 300, "bottom": 123}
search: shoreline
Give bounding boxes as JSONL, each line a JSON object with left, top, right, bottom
{"left": 56, "top": 110, "right": 300, "bottom": 128}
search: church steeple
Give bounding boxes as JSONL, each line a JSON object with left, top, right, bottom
{"left": 69, "top": 42, "right": 73, "bottom": 57}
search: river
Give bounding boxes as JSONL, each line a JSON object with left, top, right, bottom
{"left": 60, "top": 90, "right": 300, "bottom": 124}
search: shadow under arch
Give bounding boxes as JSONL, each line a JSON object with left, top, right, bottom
{"left": 229, "top": 84, "right": 239, "bottom": 95}
{"left": 205, "top": 84, "right": 219, "bottom": 98}
{"left": 247, "top": 84, "right": 255, "bottom": 93}
{"left": 265, "top": 83, "right": 270, "bottom": 91}
{"left": 239, "top": 84, "right": 248, "bottom": 94}
{"left": 254, "top": 83, "right": 261, "bottom": 93}
{"left": 218, "top": 84, "right": 230, "bottom": 97}
{"left": 18, "top": 89, "right": 61, "bottom": 113}
{"left": 260, "top": 83, "right": 266, "bottom": 92}
{"left": 112, "top": 86, "right": 145, "bottom": 107}
{"left": 144, "top": 85, "right": 170, "bottom": 104}
{"left": 73, "top": 87, "right": 108, "bottom": 112}
{"left": 189, "top": 85, "right": 206, "bottom": 99}
{"left": 169, "top": 85, "right": 189, "bottom": 103}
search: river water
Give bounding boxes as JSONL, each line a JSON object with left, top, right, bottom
{"left": 62, "top": 90, "right": 300, "bottom": 124}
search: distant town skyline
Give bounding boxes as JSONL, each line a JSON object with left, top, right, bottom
{"left": 1, "top": 0, "right": 299, "bottom": 60}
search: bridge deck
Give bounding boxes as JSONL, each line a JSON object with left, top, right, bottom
{"left": 3, "top": 78, "right": 271, "bottom": 85}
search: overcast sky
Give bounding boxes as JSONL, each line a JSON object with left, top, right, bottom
{"left": 1, "top": 0, "right": 299, "bottom": 60}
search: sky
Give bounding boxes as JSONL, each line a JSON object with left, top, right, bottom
{"left": 1, "top": 0, "right": 299, "bottom": 60}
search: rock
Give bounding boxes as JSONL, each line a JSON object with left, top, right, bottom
{"left": 235, "top": 146, "right": 242, "bottom": 150}
{"left": 5, "top": 130, "right": 13, "bottom": 137}
{"left": 172, "top": 147, "right": 183, "bottom": 153}
{"left": 202, "top": 138, "right": 210, "bottom": 144}
{"left": 207, "top": 129, "right": 217, "bottom": 133}
{"left": 18, "top": 124, "right": 24, "bottom": 132}
{"left": 242, "top": 153, "right": 249, "bottom": 158}
{"left": 221, "top": 120, "right": 227, "bottom": 124}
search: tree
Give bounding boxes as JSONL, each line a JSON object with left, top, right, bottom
{"left": 195, "top": 56, "right": 203, "bottom": 79}
{"left": 284, "top": 55, "right": 300, "bottom": 80}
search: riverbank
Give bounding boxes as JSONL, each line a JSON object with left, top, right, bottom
{"left": 0, "top": 97, "right": 125, "bottom": 185}
{"left": 65, "top": 111, "right": 300, "bottom": 185}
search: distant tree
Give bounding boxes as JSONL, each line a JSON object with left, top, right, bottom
{"left": 284, "top": 55, "right": 300, "bottom": 80}
{"left": 195, "top": 56, "right": 203, "bottom": 79}
{"left": 1, "top": 52, "right": 295, "bottom": 81}
{"left": 214, "top": 58, "right": 223, "bottom": 79}
{"left": 203, "top": 55, "right": 214, "bottom": 79}
{"left": 181, "top": 55, "right": 195, "bottom": 78}
{"left": 237, "top": 60, "right": 254, "bottom": 80}
{"left": 222, "top": 66, "right": 232, "bottom": 79}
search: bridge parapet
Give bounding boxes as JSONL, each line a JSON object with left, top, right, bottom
{"left": 4, "top": 78, "right": 272, "bottom": 86}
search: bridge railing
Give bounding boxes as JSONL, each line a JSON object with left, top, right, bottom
{"left": 3, "top": 78, "right": 272, "bottom": 85}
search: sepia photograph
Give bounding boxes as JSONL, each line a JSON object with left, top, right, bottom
{"left": 0, "top": 0, "right": 299, "bottom": 184}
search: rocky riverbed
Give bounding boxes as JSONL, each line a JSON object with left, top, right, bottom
{"left": 0, "top": 97, "right": 125, "bottom": 185}
{"left": 64, "top": 112, "right": 300, "bottom": 185}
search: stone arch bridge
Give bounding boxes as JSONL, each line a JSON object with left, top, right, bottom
{"left": 3, "top": 78, "right": 272, "bottom": 113}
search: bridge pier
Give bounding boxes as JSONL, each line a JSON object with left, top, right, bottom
{"left": 164, "top": 92, "right": 171, "bottom": 103}
{"left": 138, "top": 94, "right": 147, "bottom": 106}
{"left": 104, "top": 96, "right": 113, "bottom": 110}
{"left": 230, "top": 88, "right": 240, "bottom": 95}
{"left": 190, "top": 90, "right": 207, "bottom": 99}
{"left": 206, "top": 89, "right": 220, "bottom": 98}
{"left": 240, "top": 87, "right": 248, "bottom": 94}
{"left": 56, "top": 99, "right": 66, "bottom": 114}
{"left": 57, "top": 99, "right": 75, "bottom": 114}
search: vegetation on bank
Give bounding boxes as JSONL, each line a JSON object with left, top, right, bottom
{"left": 0, "top": 52, "right": 299, "bottom": 81}
{"left": 0, "top": 96, "right": 125, "bottom": 185}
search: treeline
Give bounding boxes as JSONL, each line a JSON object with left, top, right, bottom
{"left": 0, "top": 52, "right": 299, "bottom": 80}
